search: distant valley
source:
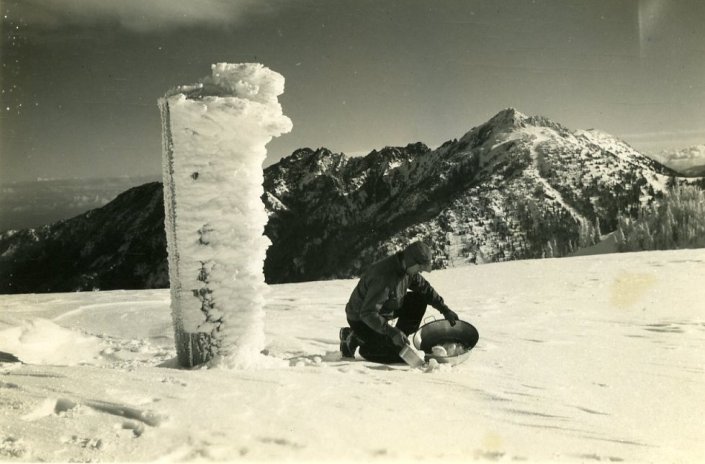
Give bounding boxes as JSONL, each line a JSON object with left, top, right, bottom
{"left": 649, "top": 144, "right": 705, "bottom": 177}
{"left": 0, "top": 176, "right": 160, "bottom": 232}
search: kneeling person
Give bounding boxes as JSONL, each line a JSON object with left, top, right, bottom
{"left": 340, "top": 241, "right": 459, "bottom": 363}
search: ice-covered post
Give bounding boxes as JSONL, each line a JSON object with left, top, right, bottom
{"left": 158, "top": 63, "right": 292, "bottom": 368}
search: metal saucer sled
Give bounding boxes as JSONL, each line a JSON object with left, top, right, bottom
{"left": 412, "top": 318, "right": 479, "bottom": 366}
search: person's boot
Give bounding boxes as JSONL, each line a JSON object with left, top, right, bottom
{"left": 339, "top": 327, "right": 359, "bottom": 358}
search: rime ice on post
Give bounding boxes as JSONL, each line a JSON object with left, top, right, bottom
{"left": 158, "top": 63, "right": 292, "bottom": 368}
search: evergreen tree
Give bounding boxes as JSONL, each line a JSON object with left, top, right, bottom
{"left": 616, "top": 185, "right": 705, "bottom": 252}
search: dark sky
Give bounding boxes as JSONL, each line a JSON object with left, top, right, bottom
{"left": 1, "top": 0, "right": 704, "bottom": 182}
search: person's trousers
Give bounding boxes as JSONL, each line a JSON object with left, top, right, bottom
{"left": 347, "top": 291, "right": 427, "bottom": 364}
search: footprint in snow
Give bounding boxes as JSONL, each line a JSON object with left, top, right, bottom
{"left": 63, "top": 435, "right": 103, "bottom": 450}
{"left": 288, "top": 351, "right": 342, "bottom": 367}
{"left": 22, "top": 396, "right": 166, "bottom": 431}
{"left": 258, "top": 436, "right": 304, "bottom": 449}
{"left": 0, "top": 436, "right": 26, "bottom": 458}
{"left": 55, "top": 398, "right": 79, "bottom": 414}
{"left": 575, "top": 453, "right": 624, "bottom": 462}
{"left": 0, "top": 380, "right": 20, "bottom": 389}
{"left": 122, "top": 420, "right": 145, "bottom": 437}
{"left": 160, "top": 376, "right": 187, "bottom": 387}
{"left": 84, "top": 399, "right": 166, "bottom": 427}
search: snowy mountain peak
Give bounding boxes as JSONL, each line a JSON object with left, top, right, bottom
{"left": 285, "top": 147, "right": 334, "bottom": 162}
{"left": 368, "top": 143, "right": 431, "bottom": 163}
{"left": 487, "top": 107, "right": 528, "bottom": 129}
{"left": 278, "top": 147, "right": 346, "bottom": 172}
{"left": 256, "top": 109, "right": 686, "bottom": 282}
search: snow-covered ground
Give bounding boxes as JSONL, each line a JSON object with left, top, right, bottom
{"left": 1, "top": 249, "right": 704, "bottom": 462}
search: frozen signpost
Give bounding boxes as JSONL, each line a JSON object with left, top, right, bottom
{"left": 158, "top": 63, "right": 292, "bottom": 368}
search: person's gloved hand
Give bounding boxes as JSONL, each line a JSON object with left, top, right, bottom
{"left": 441, "top": 307, "right": 459, "bottom": 326}
{"left": 388, "top": 327, "right": 409, "bottom": 349}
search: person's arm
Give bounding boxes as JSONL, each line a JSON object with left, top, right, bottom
{"left": 410, "top": 274, "right": 459, "bottom": 324}
{"left": 409, "top": 273, "right": 447, "bottom": 311}
{"left": 358, "top": 278, "right": 394, "bottom": 335}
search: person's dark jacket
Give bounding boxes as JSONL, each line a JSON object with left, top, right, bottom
{"left": 345, "top": 252, "right": 450, "bottom": 335}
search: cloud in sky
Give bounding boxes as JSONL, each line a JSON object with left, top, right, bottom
{"left": 11, "top": 0, "right": 268, "bottom": 32}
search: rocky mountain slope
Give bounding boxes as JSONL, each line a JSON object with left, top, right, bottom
{"left": 0, "top": 109, "right": 682, "bottom": 292}
{"left": 263, "top": 108, "right": 678, "bottom": 282}
{"left": 0, "top": 182, "right": 168, "bottom": 293}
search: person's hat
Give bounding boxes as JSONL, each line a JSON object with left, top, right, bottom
{"left": 403, "top": 241, "right": 433, "bottom": 266}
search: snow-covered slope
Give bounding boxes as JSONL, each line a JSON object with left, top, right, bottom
{"left": 1, "top": 249, "right": 704, "bottom": 462}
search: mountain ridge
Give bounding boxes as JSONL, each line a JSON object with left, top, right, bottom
{"left": 262, "top": 107, "right": 680, "bottom": 282}
{"left": 0, "top": 182, "right": 168, "bottom": 293}
{"left": 0, "top": 109, "right": 691, "bottom": 293}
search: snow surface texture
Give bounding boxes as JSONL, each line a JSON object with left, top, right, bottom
{"left": 1, "top": 249, "right": 704, "bottom": 462}
{"left": 158, "top": 63, "right": 292, "bottom": 368}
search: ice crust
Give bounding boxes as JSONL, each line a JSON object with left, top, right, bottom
{"left": 159, "top": 63, "right": 292, "bottom": 368}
